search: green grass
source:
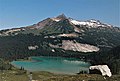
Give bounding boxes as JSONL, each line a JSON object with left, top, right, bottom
{"left": 0, "top": 69, "right": 120, "bottom": 81}
{"left": 0, "top": 70, "right": 29, "bottom": 81}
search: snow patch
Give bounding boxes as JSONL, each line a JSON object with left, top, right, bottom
{"left": 58, "top": 33, "right": 78, "bottom": 37}
{"left": 51, "top": 18, "right": 60, "bottom": 22}
{"left": 70, "top": 19, "right": 112, "bottom": 28}
{"left": 51, "top": 49, "right": 55, "bottom": 52}
{"left": 28, "top": 45, "right": 39, "bottom": 50}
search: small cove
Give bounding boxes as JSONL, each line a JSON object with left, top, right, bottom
{"left": 11, "top": 56, "right": 90, "bottom": 75}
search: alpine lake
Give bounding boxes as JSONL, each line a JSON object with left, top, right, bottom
{"left": 11, "top": 56, "right": 90, "bottom": 75}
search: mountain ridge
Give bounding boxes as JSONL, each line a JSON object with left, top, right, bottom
{"left": 0, "top": 14, "right": 120, "bottom": 51}
{"left": 0, "top": 13, "right": 119, "bottom": 30}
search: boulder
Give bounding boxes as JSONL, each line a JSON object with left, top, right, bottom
{"left": 89, "top": 65, "right": 112, "bottom": 77}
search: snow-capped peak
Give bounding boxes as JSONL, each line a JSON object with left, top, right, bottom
{"left": 51, "top": 14, "right": 113, "bottom": 28}
{"left": 69, "top": 18, "right": 112, "bottom": 28}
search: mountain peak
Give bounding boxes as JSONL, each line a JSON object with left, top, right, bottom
{"left": 56, "top": 13, "right": 67, "bottom": 19}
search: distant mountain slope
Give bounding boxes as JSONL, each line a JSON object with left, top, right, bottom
{"left": 0, "top": 14, "right": 120, "bottom": 54}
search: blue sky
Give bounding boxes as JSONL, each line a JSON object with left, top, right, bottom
{"left": 0, "top": 0, "right": 119, "bottom": 30}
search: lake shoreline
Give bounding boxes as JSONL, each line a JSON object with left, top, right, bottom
{"left": 11, "top": 56, "right": 90, "bottom": 75}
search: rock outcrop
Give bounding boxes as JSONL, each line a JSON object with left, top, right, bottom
{"left": 89, "top": 65, "right": 112, "bottom": 77}
{"left": 50, "top": 40, "right": 99, "bottom": 52}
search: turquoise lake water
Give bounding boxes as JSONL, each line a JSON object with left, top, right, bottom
{"left": 11, "top": 56, "right": 90, "bottom": 74}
